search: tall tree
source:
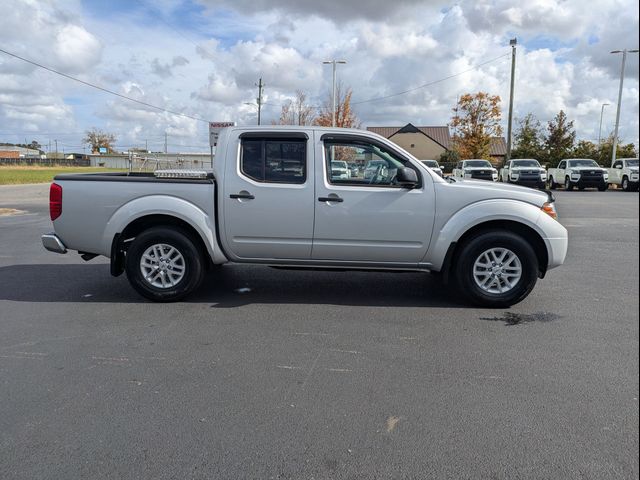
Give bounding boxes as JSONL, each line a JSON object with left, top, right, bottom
{"left": 450, "top": 92, "right": 502, "bottom": 160}
{"left": 314, "top": 83, "right": 360, "bottom": 128}
{"left": 572, "top": 140, "right": 598, "bottom": 160}
{"left": 83, "top": 128, "right": 116, "bottom": 153}
{"left": 275, "top": 90, "right": 316, "bottom": 125}
{"left": 597, "top": 134, "right": 637, "bottom": 166}
{"left": 544, "top": 110, "right": 575, "bottom": 166}
{"left": 511, "top": 113, "right": 544, "bottom": 160}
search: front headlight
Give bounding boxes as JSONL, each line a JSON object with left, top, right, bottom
{"left": 570, "top": 170, "right": 581, "bottom": 176}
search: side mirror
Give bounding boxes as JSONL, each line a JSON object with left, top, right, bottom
{"left": 397, "top": 167, "right": 418, "bottom": 188}
{"left": 616, "top": 164, "right": 623, "bottom": 169}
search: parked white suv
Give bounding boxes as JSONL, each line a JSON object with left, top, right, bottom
{"left": 330, "top": 160, "right": 350, "bottom": 180}
{"left": 452, "top": 159, "right": 498, "bottom": 182}
{"left": 608, "top": 158, "right": 639, "bottom": 191}
{"left": 547, "top": 159, "right": 609, "bottom": 191}
{"left": 420, "top": 160, "right": 443, "bottom": 177}
{"left": 499, "top": 159, "right": 547, "bottom": 189}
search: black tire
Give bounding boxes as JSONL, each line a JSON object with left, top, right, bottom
{"left": 548, "top": 176, "right": 557, "bottom": 190}
{"left": 622, "top": 176, "right": 630, "bottom": 192}
{"left": 597, "top": 183, "right": 608, "bottom": 192}
{"left": 564, "top": 176, "right": 574, "bottom": 191}
{"left": 125, "top": 226, "right": 205, "bottom": 302}
{"left": 453, "top": 230, "right": 539, "bottom": 308}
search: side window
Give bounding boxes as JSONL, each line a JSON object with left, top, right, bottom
{"left": 559, "top": 161, "right": 566, "bottom": 169}
{"left": 240, "top": 138, "right": 306, "bottom": 184}
{"left": 456, "top": 162, "right": 462, "bottom": 169}
{"left": 324, "top": 140, "right": 418, "bottom": 187}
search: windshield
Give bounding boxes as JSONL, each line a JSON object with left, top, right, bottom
{"left": 568, "top": 159, "right": 599, "bottom": 168}
{"left": 512, "top": 160, "right": 540, "bottom": 167}
{"left": 627, "top": 159, "right": 639, "bottom": 167}
{"left": 421, "top": 160, "right": 439, "bottom": 168}
{"left": 331, "top": 161, "right": 348, "bottom": 169}
{"left": 464, "top": 160, "right": 492, "bottom": 168}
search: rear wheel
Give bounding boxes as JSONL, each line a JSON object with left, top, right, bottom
{"left": 454, "top": 230, "right": 539, "bottom": 308}
{"left": 125, "top": 226, "right": 205, "bottom": 302}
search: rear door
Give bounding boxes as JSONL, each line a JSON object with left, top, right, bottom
{"left": 312, "top": 134, "right": 435, "bottom": 265}
{"left": 221, "top": 131, "right": 314, "bottom": 260}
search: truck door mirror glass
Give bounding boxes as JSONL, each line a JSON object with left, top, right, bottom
{"left": 616, "top": 164, "right": 623, "bottom": 169}
{"left": 397, "top": 167, "right": 418, "bottom": 187}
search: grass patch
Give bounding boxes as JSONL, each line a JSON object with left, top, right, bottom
{"left": 0, "top": 167, "right": 126, "bottom": 185}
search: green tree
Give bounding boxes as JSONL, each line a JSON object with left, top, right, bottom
{"left": 572, "top": 140, "right": 598, "bottom": 160}
{"left": 544, "top": 110, "right": 576, "bottom": 166}
{"left": 450, "top": 92, "right": 502, "bottom": 160}
{"left": 438, "top": 149, "right": 461, "bottom": 173}
{"left": 597, "top": 134, "right": 638, "bottom": 166}
{"left": 511, "top": 113, "right": 544, "bottom": 160}
{"left": 83, "top": 128, "right": 116, "bottom": 153}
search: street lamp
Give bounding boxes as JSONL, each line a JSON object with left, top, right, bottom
{"left": 598, "top": 103, "right": 609, "bottom": 145}
{"left": 505, "top": 38, "right": 517, "bottom": 164}
{"left": 609, "top": 49, "right": 639, "bottom": 165}
{"left": 322, "top": 59, "right": 347, "bottom": 127}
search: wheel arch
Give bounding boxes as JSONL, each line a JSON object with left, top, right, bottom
{"left": 110, "top": 214, "right": 212, "bottom": 277}
{"left": 427, "top": 199, "right": 551, "bottom": 280}
{"left": 440, "top": 220, "right": 549, "bottom": 281}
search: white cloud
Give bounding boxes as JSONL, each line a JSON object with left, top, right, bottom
{"left": 0, "top": 0, "right": 638, "bottom": 152}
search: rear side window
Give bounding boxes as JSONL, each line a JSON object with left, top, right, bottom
{"left": 241, "top": 138, "right": 306, "bottom": 184}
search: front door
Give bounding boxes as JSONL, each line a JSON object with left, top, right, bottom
{"left": 312, "top": 134, "right": 435, "bottom": 265}
{"left": 222, "top": 132, "right": 314, "bottom": 260}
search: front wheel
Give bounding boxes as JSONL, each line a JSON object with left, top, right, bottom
{"left": 125, "top": 226, "right": 205, "bottom": 302}
{"left": 598, "top": 183, "right": 608, "bottom": 192}
{"left": 454, "top": 230, "right": 539, "bottom": 307}
{"left": 548, "top": 176, "right": 557, "bottom": 190}
{"left": 622, "top": 177, "right": 630, "bottom": 191}
{"left": 564, "top": 177, "right": 574, "bottom": 191}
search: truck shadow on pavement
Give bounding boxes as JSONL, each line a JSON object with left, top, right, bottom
{"left": 0, "top": 263, "right": 466, "bottom": 308}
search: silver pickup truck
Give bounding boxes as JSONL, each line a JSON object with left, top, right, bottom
{"left": 42, "top": 126, "right": 568, "bottom": 307}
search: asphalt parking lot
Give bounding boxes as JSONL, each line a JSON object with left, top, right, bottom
{"left": 0, "top": 184, "right": 638, "bottom": 479}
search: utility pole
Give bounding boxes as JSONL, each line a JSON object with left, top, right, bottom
{"left": 164, "top": 133, "right": 167, "bottom": 154}
{"left": 323, "top": 59, "right": 347, "bottom": 127}
{"left": 256, "top": 78, "right": 264, "bottom": 125}
{"left": 610, "top": 48, "right": 639, "bottom": 166}
{"left": 145, "top": 139, "right": 148, "bottom": 152}
{"left": 55, "top": 139, "right": 58, "bottom": 157}
{"left": 598, "top": 103, "right": 609, "bottom": 145}
{"left": 505, "top": 38, "right": 517, "bottom": 164}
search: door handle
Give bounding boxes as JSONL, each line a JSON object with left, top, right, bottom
{"left": 230, "top": 193, "right": 255, "bottom": 200}
{"left": 318, "top": 196, "right": 343, "bottom": 203}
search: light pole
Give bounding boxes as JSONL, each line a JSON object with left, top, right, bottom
{"left": 505, "top": 38, "right": 517, "bottom": 164}
{"left": 597, "top": 103, "right": 609, "bottom": 145}
{"left": 609, "top": 48, "right": 639, "bottom": 166}
{"left": 323, "top": 59, "right": 347, "bottom": 127}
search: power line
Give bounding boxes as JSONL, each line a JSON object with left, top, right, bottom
{"left": 0, "top": 47, "right": 207, "bottom": 123}
{"left": 350, "top": 53, "right": 511, "bottom": 105}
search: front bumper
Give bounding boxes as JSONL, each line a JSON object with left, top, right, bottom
{"left": 42, "top": 233, "right": 67, "bottom": 254}
{"left": 572, "top": 178, "right": 607, "bottom": 188}
{"left": 510, "top": 176, "right": 546, "bottom": 189}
